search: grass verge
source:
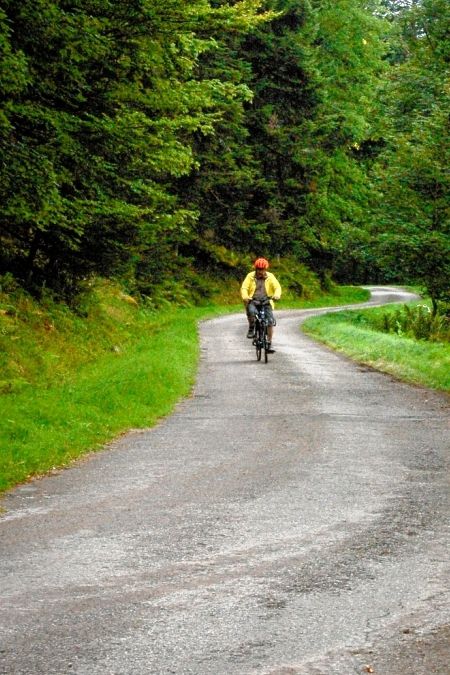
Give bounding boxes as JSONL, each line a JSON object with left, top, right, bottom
{"left": 303, "top": 305, "right": 450, "bottom": 392}
{"left": 1, "top": 307, "right": 212, "bottom": 492}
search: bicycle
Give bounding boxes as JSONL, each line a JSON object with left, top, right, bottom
{"left": 251, "top": 297, "right": 273, "bottom": 363}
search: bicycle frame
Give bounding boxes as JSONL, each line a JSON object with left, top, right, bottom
{"left": 252, "top": 298, "right": 271, "bottom": 362}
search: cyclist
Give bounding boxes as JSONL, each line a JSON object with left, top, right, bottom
{"left": 240, "top": 257, "right": 282, "bottom": 353}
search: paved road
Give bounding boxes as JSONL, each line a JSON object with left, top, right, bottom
{"left": 1, "top": 287, "right": 449, "bottom": 675}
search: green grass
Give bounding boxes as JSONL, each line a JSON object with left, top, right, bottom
{"left": 0, "top": 282, "right": 369, "bottom": 493}
{"left": 303, "top": 305, "right": 450, "bottom": 392}
{"left": 0, "top": 307, "right": 207, "bottom": 491}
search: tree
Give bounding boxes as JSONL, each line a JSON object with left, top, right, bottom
{"left": 0, "top": 1, "right": 242, "bottom": 294}
{"left": 370, "top": 0, "right": 450, "bottom": 308}
{"left": 305, "top": 0, "right": 388, "bottom": 281}
{"left": 233, "top": 0, "right": 387, "bottom": 283}
{"left": 169, "top": 1, "right": 271, "bottom": 276}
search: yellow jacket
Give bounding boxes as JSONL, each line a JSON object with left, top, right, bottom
{"left": 240, "top": 271, "right": 282, "bottom": 308}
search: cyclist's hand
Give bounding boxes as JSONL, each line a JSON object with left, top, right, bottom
{"left": 272, "top": 295, "right": 280, "bottom": 301}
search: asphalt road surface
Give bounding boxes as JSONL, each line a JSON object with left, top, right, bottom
{"left": 1, "top": 287, "right": 449, "bottom": 675}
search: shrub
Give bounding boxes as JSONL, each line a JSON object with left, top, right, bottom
{"left": 374, "top": 304, "right": 449, "bottom": 342}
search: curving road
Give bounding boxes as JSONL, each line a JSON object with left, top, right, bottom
{"left": 1, "top": 287, "right": 449, "bottom": 674}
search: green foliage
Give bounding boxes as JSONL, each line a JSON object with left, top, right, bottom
{"left": 177, "top": 0, "right": 387, "bottom": 282}
{"left": 372, "top": 303, "right": 449, "bottom": 342}
{"left": 356, "top": 0, "right": 450, "bottom": 297}
{"left": 239, "top": 0, "right": 322, "bottom": 257}
{"left": 268, "top": 256, "right": 323, "bottom": 298}
{"left": 300, "top": 0, "right": 388, "bottom": 273}
{"left": 0, "top": 0, "right": 269, "bottom": 297}
{"left": 374, "top": 232, "right": 450, "bottom": 311}
{"left": 0, "top": 0, "right": 446, "bottom": 309}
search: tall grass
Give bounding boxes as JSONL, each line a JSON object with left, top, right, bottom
{"left": 370, "top": 302, "right": 449, "bottom": 342}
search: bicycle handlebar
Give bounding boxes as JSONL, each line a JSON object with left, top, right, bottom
{"left": 251, "top": 296, "right": 274, "bottom": 305}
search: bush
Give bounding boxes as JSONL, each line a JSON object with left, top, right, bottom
{"left": 374, "top": 304, "right": 449, "bottom": 342}
{"left": 269, "top": 257, "right": 322, "bottom": 299}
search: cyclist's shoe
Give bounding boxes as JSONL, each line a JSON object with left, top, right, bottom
{"left": 266, "top": 343, "right": 275, "bottom": 353}
{"left": 247, "top": 328, "right": 255, "bottom": 339}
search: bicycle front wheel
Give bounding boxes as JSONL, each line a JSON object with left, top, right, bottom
{"left": 256, "top": 340, "right": 262, "bottom": 361}
{"left": 264, "top": 326, "right": 269, "bottom": 363}
{"left": 256, "top": 325, "right": 262, "bottom": 361}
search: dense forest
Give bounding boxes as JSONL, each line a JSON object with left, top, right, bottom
{"left": 0, "top": 0, "right": 448, "bottom": 309}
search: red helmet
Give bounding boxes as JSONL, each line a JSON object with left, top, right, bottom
{"left": 254, "top": 257, "right": 269, "bottom": 269}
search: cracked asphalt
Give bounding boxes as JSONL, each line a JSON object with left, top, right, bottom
{"left": 0, "top": 287, "right": 449, "bottom": 674}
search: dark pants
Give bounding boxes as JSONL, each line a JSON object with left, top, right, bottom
{"left": 246, "top": 300, "right": 275, "bottom": 326}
